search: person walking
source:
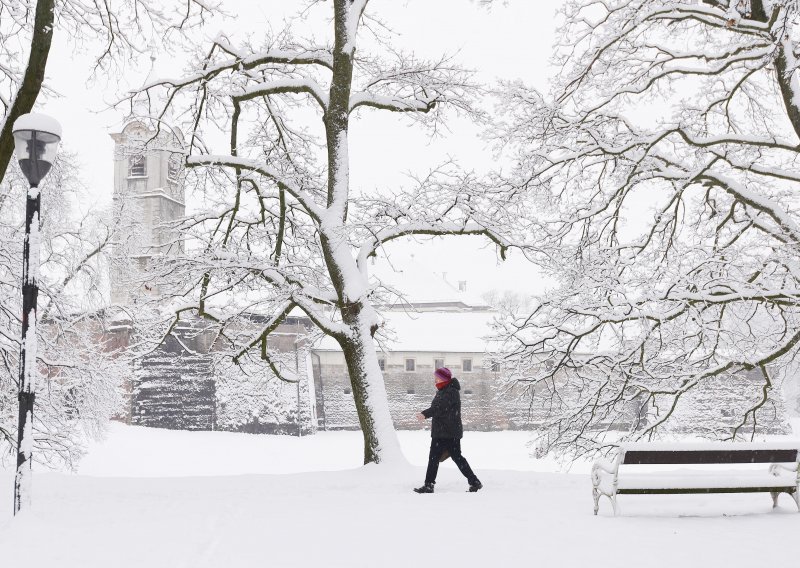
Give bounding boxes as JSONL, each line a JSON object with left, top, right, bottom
{"left": 413, "top": 367, "right": 482, "bottom": 493}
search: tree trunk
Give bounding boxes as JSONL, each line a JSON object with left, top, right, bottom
{"left": 0, "top": 0, "right": 55, "bottom": 183}
{"left": 749, "top": 0, "right": 768, "bottom": 23}
{"left": 318, "top": 1, "right": 404, "bottom": 465}
{"left": 339, "top": 312, "right": 404, "bottom": 464}
{"left": 774, "top": 40, "right": 800, "bottom": 142}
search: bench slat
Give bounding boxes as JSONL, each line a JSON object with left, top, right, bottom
{"left": 618, "top": 486, "right": 797, "bottom": 495}
{"left": 623, "top": 449, "right": 798, "bottom": 465}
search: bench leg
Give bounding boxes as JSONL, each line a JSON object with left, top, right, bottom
{"left": 770, "top": 490, "right": 800, "bottom": 511}
{"left": 592, "top": 487, "right": 619, "bottom": 516}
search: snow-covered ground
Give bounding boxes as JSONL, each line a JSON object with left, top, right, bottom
{"left": 1, "top": 424, "right": 799, "bottom": 568}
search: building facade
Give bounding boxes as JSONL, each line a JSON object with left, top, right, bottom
{"left": 311, "top": 303, "right": 540, "bottom": 432}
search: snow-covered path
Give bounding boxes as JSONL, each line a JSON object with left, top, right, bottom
{"left": 1, "top": 425, "right": 799, "bottom": 567}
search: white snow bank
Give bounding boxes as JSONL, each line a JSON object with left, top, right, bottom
{"left": 1, "top": 426, "right": 799, "bottom": 568}
{"left": 70, "top": 423, "right": 579, "bottom": 477}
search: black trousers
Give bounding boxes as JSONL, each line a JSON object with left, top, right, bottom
{"left": 424, "top": 437, "right": 479, "bottom": 485}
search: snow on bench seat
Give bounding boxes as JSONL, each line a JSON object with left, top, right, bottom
{"left": 617, "top": 470, "right": 797, "bottom": 491}
{"left": 617, "top": 441, "right": 800, "bottom": 452}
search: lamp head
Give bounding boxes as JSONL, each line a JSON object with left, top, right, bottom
{"left": 12, "top": 113, "right": 62, "bottom": 187}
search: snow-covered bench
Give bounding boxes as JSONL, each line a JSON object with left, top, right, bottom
{"left": 591, "top": 442, "right": 800, "bottom": 515}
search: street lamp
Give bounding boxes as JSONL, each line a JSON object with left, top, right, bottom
{"left": 11, "top": 112, "right": 61, "bottom": 515}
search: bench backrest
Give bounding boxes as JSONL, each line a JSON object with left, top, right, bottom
{"left": 622, "top": 449, "right": 799, "bottom": 465}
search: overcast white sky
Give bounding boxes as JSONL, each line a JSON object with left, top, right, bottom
{"left": 36, "top": 0, "right": 561, "bottom": 298}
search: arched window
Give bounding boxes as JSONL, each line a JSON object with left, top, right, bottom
{"left": 129, "top": 154, "right": 147, "bottom": 177}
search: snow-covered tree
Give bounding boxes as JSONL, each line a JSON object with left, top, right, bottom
{"left": 0, "top": 161, "right": 130, "bottom": 470}
{"left": 495, "top": 0, "right": 800, "bottom": 455}
{"left": 124, "top": 0, "right": 514, "bottom": 464}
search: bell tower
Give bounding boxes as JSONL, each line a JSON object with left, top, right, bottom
{"left": 109, "top": 121, "right": 185, "bottom": 304}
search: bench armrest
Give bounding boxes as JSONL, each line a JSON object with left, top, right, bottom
{"left": 592, "top": 459, "right": 617, "bottom": 476}
{"left": 592, "top": 458, "right": 620, "bottom": 495}
{"left": 770, "top": 463, "right": 800, "bottom": 482}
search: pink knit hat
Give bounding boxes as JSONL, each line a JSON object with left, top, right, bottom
{"left": 434, "top": 367, "right": 452, "bottom": 384}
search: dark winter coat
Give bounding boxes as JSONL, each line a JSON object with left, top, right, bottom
{"left": 421, "top": 378, "right": 463, "bottom": 439}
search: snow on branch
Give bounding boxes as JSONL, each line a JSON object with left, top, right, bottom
{"left": 698, "top": 171, "right": 800, "bottom": 243}
{"left": 186, "top": 155, "right": 325, "bottom": 221}
{"left": 238, "top": 78, "right": 329, "bottom": 112}
{"left": 349, "top": 92, "right": 436, "bottom": 114}
{"left": 352, "top": 52, "right": 483, "bottom": 127}
{"left": 357, "top": 222, "right": 510, "bottom": 269}
{"left": 213, "top": 35, "right": 334, "bottom": 70}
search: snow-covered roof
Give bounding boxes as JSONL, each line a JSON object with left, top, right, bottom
{"left": 312, "top": 252, "right": 500, "bottom": 353}
{"left": 315, "top": 309, "right": 498, "bottom": 353}
{"left": 368, "top": 252, "right": 490, "bottom": 310}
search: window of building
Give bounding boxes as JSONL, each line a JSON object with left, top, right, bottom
{"left": 462, "top": 358, "right": 473, "bottom": 373}
{"left": 378, "top": 358, "right": 385, "bottom": 371}
{"left": 490, "top": 361, "right": 501, "bottom": 373}
{"left": 464, "top": 389, "right": 473, "bottom": 395}
{"left": 168, "top": 154, "right": 181, "bottom": 183}
{"left": 129, "top": 154, "right": 147, "bottom": 177}
{"left": 405, "top": 358, "right": 416, "bottom": 372}
{"left": 434, "top": 358, "right": 444, "bottom": 370}
{"left": 344, "top": 387, "right": 351, "bottom": 394}
{"left": 406, "top": 387, "right": 415, "bottom": 395}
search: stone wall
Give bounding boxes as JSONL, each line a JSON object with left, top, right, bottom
{"left": 312, "top": 350, "right": 544, "bottom": 431}
{"left": 131, "top": 351, "right": 216, "bottom": 430}
{"left": 122, "top": 317, "right": 317, "bottom": 434}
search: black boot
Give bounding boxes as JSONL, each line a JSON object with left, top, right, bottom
{"left": 413, "top": 482, "right": 435, "bottom": 494}
{"left": 468, "top": 481, "right": 483, "bottom": 492}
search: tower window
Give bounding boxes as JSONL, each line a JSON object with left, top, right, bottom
{"left": 129, "top": 155, "right": 147, "bottom": 177}
{"left": 168, "top": 155, "right": 181, "bottom": 183}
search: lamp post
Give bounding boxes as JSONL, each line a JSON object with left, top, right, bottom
{"left": 11, "top": 112, "right": 61, "bottom": 515}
